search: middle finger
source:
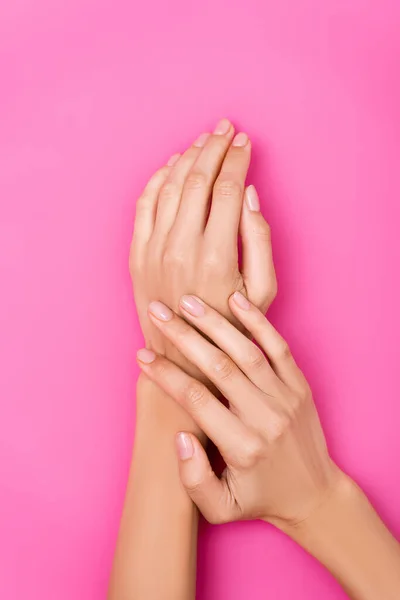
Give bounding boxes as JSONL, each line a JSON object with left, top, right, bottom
{"left": 178, "top": 294, "right": 280, "bottom": 393}
{"left": 171, "top": 119, "right": 235, "bottom": 237}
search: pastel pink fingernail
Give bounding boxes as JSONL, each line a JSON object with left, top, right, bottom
{"left": 148, "top": 301, "right": 173, "bottom": 321}
{"left": 232, "top": 291, "right": 251, "bottom": 310}
{"left": 167, "top": 153, "right": 180, "bottom": 167}
{"left": 180, "top": 295, "right": 205, "bottom": 317}
{"left": 214, "top": 118, "right": 231, "bottom": 135}
{"left": 137, "top": 348, "right": 156, "bottom": 364}
{"left": 245, "top": 185, "right": 260, "bottom": 212}
{"left": 232, "top": 132, "right": 249, "bottom": 147}
{"left": 193, "top": 133, "right": 210, "bottom": 148}
{"left": 176, "top": 432, "right": 194, "bottom": 460}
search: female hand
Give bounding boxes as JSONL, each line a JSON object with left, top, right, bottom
{"left": 136, "top": 292, "right": 344, "bottom": 530}
{"left": 129, "top": 119, "right": 276, "bottom": 380}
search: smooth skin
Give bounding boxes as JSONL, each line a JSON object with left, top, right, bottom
{"left": 136, "top": 294, "right": 400, "bottom": 600}
{"left": 108, "top": 119, "right": 277, "bottom": 600}
{"left": 130, "top": 118, "right": 276, "bottom": 379}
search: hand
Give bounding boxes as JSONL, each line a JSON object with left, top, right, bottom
{"left": 129, "top": 119, "right": 276, "bottom": 379}
{"left": 136, "top": 292, "right": 343, "bottom": 530}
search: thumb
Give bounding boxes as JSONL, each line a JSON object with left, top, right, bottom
{"left": 240, "top": 185, "right": 277, "bottom": 312}
{"left": 175, "top": 432, "right": 240, "bottom": 525}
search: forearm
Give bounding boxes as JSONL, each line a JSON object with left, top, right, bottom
{"left": 285, "top": 474, "right": 400, "bottom": 600}
{"left": 108, "top": 375, "right": 199, "bottom": 600}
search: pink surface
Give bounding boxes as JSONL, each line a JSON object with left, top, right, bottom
{"left": 1, "top": 1, "right": 400, "bottom": 598}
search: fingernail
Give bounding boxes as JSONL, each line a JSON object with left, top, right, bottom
{"left": 232, "top": 291, "right": 251, "bottom": 310}
{"left": 137, "top": 348, "right": 156, "bottom": 363}
{"left": 245, "top": 185, "right": 260, "bottom": 212}
{"left": 214, "top": 118, "right": 231, "bottom": 135}
{"left": 167, "top": 153, "right": 180, "bottom": 167}
{"left": 176, "top": 432, "right": 194, "bottom": 460}
{"left": 232, "top": 132, "right": 248, "bottom": 147}
{"left": 193, "top": 133, "right": 210, "bottom": 148}
{"left": 148, "top": 301, "right": 173, "bottom": 321}
{"left": 180, "top": 295, "right": 205, "bottom": 317}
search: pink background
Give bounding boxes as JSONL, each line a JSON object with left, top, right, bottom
{"left": 1, "top": 1, "right": 400, "bottom": 598}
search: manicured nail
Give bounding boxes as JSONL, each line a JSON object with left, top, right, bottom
{"left": 176, "top": 432, "right": 194, "bottom": 460}
{"left": 180, "top": 295, "right": 205, "bottom": 317}
{"left": 137, "top": 348, "right": 156, "bottom": 364}
{"left": 232, "top": 291, "right": 251, "bottom": 310}
{"left": 245, "top": 185, "right": 260, "bottom": 212}
{"left": 214, "top": 118, "right": 231, "bottom": 135}
{"left": 232, "top": 132, "right": 248, "bottom": 147}
{"left": 148, "top": 301, "right": 173, "bottom": 321}
{"left": 193, "top": 133, "right": 210, "bottom": 148}
{"left": 167, "top": 153, "right": 180, "bottom": 167}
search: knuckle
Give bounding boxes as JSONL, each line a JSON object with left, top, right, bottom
{"left": 276, "top": 340, "right": 291, "bottom": 361}
{"left": 269, "top": 414, "right": 291, "bottom": 440}
{"left": 134, "top": 194, "right": 153, "bottom": 222}
{"left": 159, "top": 181, "right": 178, "bottom": 202}
{"left": 183, "top": 380, "right": 209, "bottom": 411}
{"left": 253, "top": 220, "right": 271, "bottom": 240}
{"left": 269, "top": 279, "right": 278, "bottom": 301}
{"left": 237, "top": 436, "right": 264, "bottom": 468}
{"left": 184, "top": 170, "right": 207, "bottom": 191}
{"left": 289, "top": 393, "right": 304, "bottom": 415}
{"left": 246, "top": 348, "right": 266, "bottom": 372}
{"left": 174, "top": 320, "right": 193, "bottom": 344}
{"left": 260, "top": 280, "right": 278, "bottom": 310}
{"left": 184, "top": 475, "right": 205, "bottom": 495}
{"left": 151, "top": 165, "right": 170, "bottom": 182}
{"left": 135, "top": 192, "right": 148, "bottom": 210}
{"left": 203, "top": 248, "right": 220, "bottom": 267}
{"left": 152, "top": 359, "right": 170, "bottom": 380}
{"left": 202, "top": 250, "right": 226, "bottom": 276}
{"left": 162, "top": 246, "right": 185, "bottom": 267}
{"left": 213, "top": 178, "right": 243, "bottom": 199}
{"left": 213, "top": 354, "right": 235, "bottom": 381}
{"left": 252, "top": 276, "right": 277, "bottom": 312}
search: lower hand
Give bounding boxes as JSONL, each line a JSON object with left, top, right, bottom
{"left": 136, "top": 292, "right": 343, "bottom": 530}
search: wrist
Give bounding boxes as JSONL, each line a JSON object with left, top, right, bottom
{"left": 136, "top": 374, "right": 206, "bottom": 442}
{"left": 279, "top": 472, "right": 400, "bottom": 600}
{"left": 282, "top": 471, "right": 360, "bottom": 542}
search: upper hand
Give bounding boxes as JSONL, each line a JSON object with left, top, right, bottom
{"left": 129, "top": 119, "right": 276, "bottom": 378}
{"left": 136, "top": 293, "right": 344, "bottom": 530}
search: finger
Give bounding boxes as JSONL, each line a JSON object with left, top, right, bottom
{"left": 172, "top": 119, "right": 235, "bottom": 236}
{"left": 136, "top": 349, "right": 251, "bottom": 459}
{"left": 229, "top": 292, "right": 307, "bottom": 393}
{"left": 146, "top": 301, "right": 256, "bottom": 411}
{"left": 176, "top": 432, "right": 240, "bottom": 524}
{"left": 130, "top": 164, "right": 171, "bottom": 268}
{"left": 153, "top": 136, "right": 209, "bottom": 238}
{"left": 179, "top": 294, "right": 278, "bottom": 392}
{"left": 205, "top": 132, "right": 251, "bottom": 252}
{"left": 241, "top": 185, "right": 277, "bottom": 312}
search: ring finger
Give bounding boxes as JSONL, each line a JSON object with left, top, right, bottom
{"left": 152, "top": 136, "right": 208, "bottom": 238}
